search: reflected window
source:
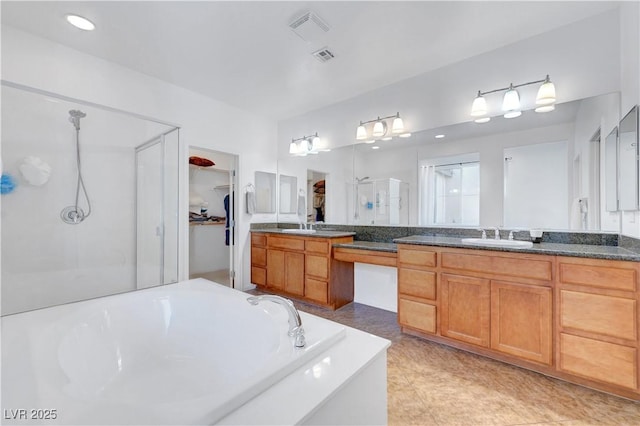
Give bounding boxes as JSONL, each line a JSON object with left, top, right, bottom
{"left": 420, "top": 155, "right": 480, "bottom": 226}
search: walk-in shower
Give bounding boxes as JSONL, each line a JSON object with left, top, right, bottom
{"left": 60, "top": 109, "right": 92, "bottom": 224}
{"left": 1, "top": 82, "right": 180, "bottom": 315}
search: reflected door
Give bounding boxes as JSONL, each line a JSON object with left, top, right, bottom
{"left": 136, "top": 129, "right": 179, "bottom": 289}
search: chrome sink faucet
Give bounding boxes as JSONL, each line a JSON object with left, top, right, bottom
{"left": 246, "top": 295, "right": 306, "bottom": 348}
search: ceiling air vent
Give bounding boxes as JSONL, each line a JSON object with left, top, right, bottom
{"left": 312, "top": 47, "right": 335, "bottom": 63}
{"left": 289, "top": 11, "right": 330, "bottom": 42}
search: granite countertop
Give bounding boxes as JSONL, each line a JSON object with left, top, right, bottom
{"left": 333, "top": 241, "right": 398, "bottom": 253}
{"left": 251, "top": 228, "right": 356, "bottom": 238}
{"left": 393, "top": 235, "right": 640, "bottom": 262}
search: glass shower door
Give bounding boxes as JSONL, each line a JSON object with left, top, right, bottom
{"left": 136, "top": 129, "right": 179, "bottom": 289}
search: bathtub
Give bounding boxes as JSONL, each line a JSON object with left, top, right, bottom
{"left": 1, "top": 278, "right": 347, "bottom": 425}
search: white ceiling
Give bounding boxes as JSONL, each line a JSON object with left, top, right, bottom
{"left": 1, "top": 1, "right": 620, "bottom": 121}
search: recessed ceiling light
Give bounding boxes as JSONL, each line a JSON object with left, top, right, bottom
{"left": 399, "top": 133, "right": 412, "bottom": 138}
{"left": 372, "top": 146, "right": 380, "bottom": 150}
{"left": 66, "top": 14, "right": 95, "bottom": 31}
{"left": 364, "top": 140, "right": 376, "bottom": 144}
{"left": 381, "top": 137, "right": 393, "bottom": 141}
{"left": 435, "top": 134, "right": 445, "bottom": 139}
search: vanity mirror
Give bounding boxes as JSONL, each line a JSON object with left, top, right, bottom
{"left": 618, "top": 105, "right": 639, "bottom": 211}
{"left": 278, "top": 92, "right": 620, "bottom": 231}
{"left": 605, "top": 127, "right": 619, "bottom": 212}
{"left": 254, "top": 171, "right": 276, "bottom": 214}
{"left": 278, "top": 174, "right": 298, "bottom": 214}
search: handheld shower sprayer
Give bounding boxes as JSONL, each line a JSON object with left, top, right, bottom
{"left": 61, "top": 109, "right": 92, "bottom": 224}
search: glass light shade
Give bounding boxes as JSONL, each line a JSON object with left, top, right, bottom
{"left": 474, "top": 117, "right": 491, "bottom": 124}
{"left": 536, "top": 79, "right": 556, "bottom": 105}
{"left": 289, "top": 141, "right": 298, "bottom": 154}
{"left": 66, "top": 14, "right": 95, "bottom": 31}
{"left": 502, "top": 88, "right": 521, "bottom": 112}
{"left": 356, "top": 124, "right": 367, "bottom": 140}
{"left": 299, "top": 139, "right": 310, "bottom": 153}
{"left": 535, "top": 105, "right": 555, "bottom": 113}
{"left": 391, "top": 116, "right": 404, "bottom": 133}
{"left": 503, "top": 110, "right": 522, "bottom": 119}
{"left": 372, "top": 120, "right": 387, "bottom": 137}
{"left": 470, "top": 94, "right": 488, "bottom": 117}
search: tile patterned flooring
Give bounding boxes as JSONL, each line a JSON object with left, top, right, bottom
{"left": 249, "top": 291, "right": 640, "bottom": 426}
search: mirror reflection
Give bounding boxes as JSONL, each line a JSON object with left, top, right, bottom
{"left": 278, "top": 174, "right": 297, "bottom": 214}
{"left": 254, "top": 171, "right": 276, "bottom": 214}
{"left": 278, "top": 92, "right": 621, "bottom": 231}
{"left": 618, "top": 105, "right": 639, "bottom": 211}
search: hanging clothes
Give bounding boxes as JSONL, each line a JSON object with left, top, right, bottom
{"left": 224, "top": 194, "right": 234, "bottom": 246}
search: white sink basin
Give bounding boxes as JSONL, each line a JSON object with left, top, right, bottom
{"left": 281, "top": 229, "right": 317, "bottom": 234}
{"left": 461, "top": 238, "right": 533, "bottom": 249}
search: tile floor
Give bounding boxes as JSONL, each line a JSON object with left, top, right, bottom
{"left": 250, "top": 291, "right": 640, "bottom": 426}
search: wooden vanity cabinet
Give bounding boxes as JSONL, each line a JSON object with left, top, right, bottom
{"left": 557, "top": 256, "right": 639, "bottom": 392}
{"left": 250, "top": 232, "right": 354, "bottom": 309}
{"left": 398, "top": 245, "right": 554, "bottom": 366}
{"left": 397, "top": 245, "right": 438, "bottom": 334}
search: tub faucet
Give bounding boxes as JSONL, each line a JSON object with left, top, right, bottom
{"left": 246, "top": 295, "right": 306, "bottom": 348}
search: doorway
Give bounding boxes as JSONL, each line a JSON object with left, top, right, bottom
{"left": 307, "top": 170, "right": 327, "bottom": 223}
{"left": 188, "top": 147, "right": 238, "bottom": 287}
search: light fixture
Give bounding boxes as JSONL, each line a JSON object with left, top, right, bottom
{"left": 391, "top": 113, "right": 405, "bottom": 134}
{"left": 471, "top": 75, "right": 556, "bottom": 123}
{"left": 399, "top": 133, "right": 411, "bottom": 138}
{"left": 356, "top": 123, "right": 367, "bottom": 140}
{"left": 66, "top": 14, "right": 95, "bottom": 31}
{"left": 435, "top": 134, "right": 445, "bottom": 139}
{"left": 356, "top": 112, "right": 406, "bottom": 141}
{"left": 536, "top": 75, "right": 556, "bottom": 105}
{"left": 289, "top": 132, "right": 322, "bottom": 155}
{"left": 372, "top": 146, "right": 380, "bottom": 150}
{"left": 381, "top": 136, "right": 393, "bottom": 141}
{"left": 372, "top": 119, "right": 387, "bottom": 137}
{"left": 502, "top": 84, "right": 521, "bottom": 118}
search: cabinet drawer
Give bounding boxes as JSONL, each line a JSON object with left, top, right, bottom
{"left": 306, "top": 239, "right": 330, "bottom": 254}
{"left": 251, "top": 247, "right": 266, "bottom": 267}
{"left": 306, "top": 255, "right": 329, "bottom": 279}
{"left": 398, "top": 247, "right": 437, "bottom": 267}
{"left": 251, "top": 267, "right": 266, "bottom": 286}
{"left": 441, "top": 252, "right": 552, "bottom": 282}
{"left": 559, "top": 261, "right": 637, "bottom": 292}
{"left": 305, "top": 278, "right": 328, "bottom": 304}
{"left": 251, "top": 233, "right": 266, "bottom": 247}
{"left": 398, "top": 269, "right": 436, "bottom": 300}
{"left": 560, "top": 290, "right": 637, "bottom": 341}
{"left": 560, "top": 333, "right": 637, "bottom": 390}
{"left": 268, "top": 235, "right": 305, "bottom": 251}
{"left": 398, "top": 298, "right": 436, "bottom": 334}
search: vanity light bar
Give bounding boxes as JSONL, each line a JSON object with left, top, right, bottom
{"left": 289, "top": 132, "right": 321, "bottom": 156}
{"left": 471, "top": 75, "right": 556, "bottom": 123}
{"left": 356, "top": 112, "right": 407, "bottom": 141}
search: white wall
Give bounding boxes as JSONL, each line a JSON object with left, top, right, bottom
{"left": 1, "top": 27, "right": 279, "bottom": 293}
{"left": 277, "top": 9, "right": 621, "bottom": 155}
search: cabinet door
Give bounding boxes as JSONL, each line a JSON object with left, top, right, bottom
{"left": 284, "top": 252, "right": 305, "bottom": 296}
{"left": 441, "top": 273, "right": 490, "bottom": 347}
{"left": 266, "top": 249, "right": 285, "bottom": 290}
{"left": 491, "top": 281, "right": 552, "bottom": 365}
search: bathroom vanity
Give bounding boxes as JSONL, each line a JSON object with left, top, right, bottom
{"left": 250, "top": 225, "right": 640, "bottom": 401}
{"left": 251, "top": 230, "right": 355, "bottom": 309}
{"left": 394, "top": 237, "right": 640, "bottom": 401}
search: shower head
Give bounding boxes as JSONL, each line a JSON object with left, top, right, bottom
{"left": 68, "top": 109, "right": 86, "bottom": 130}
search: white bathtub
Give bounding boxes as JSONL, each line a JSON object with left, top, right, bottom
{"left": 1, "top": 279, "right": 346, "bottom": 425}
